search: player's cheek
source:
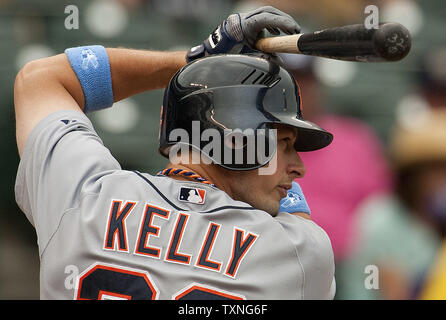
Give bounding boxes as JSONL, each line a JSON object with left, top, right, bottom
{"left": 275, "top": 148, "right": 288, "bottom": 177}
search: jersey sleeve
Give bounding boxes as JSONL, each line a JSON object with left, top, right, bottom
{"left": 15, "top": 109, "right": 121, "bottom": 254}
{"left": 274, "top": 212, "right": 336, "bottom": 299}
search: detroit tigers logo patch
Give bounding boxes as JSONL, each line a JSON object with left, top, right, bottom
{"left": 178, "top": 187, "right": 206, "bottom": 205}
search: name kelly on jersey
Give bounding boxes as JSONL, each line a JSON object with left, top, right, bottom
{"left": 102, "top": 199, "right": 259, "bottom": 279}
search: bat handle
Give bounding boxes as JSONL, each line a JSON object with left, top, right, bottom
{"left": 255, "top": 34, "right": 302, "bottom": 54}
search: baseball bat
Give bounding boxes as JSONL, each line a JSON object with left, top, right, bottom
{"left": 255, "top": 23, "right": 411, "bottom": 62}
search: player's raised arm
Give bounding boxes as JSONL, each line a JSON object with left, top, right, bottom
{"left": 14, "top": 49, "right": 187, "bottom": 156}
{"left": 14, "top": 6, "right": 300, "bottom": 157}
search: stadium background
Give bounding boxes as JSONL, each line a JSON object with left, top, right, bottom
{"left": 0, "top": 0, "right": 444, "bottom": 299}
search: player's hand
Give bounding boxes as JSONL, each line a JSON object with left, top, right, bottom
{"left": 186, "top": 6, "right": 301, "bottom": 62}
{"left": 279, "top": 181, "right": 311, "bottom": 219}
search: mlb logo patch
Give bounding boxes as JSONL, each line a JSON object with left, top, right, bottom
{"left": 179, "top": 187, "right": 206, "bottom": 205}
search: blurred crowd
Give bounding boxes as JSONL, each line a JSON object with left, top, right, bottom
{"left": 1, "top": 0, "right": 446, "bottom": 299}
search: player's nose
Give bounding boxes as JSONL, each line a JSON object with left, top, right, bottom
{"left": 287, "top": 152, "right": 306, "bottom": 179}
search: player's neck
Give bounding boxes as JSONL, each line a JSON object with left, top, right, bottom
{"left": 163, "top": 162, "right": 234, "bottom": 197}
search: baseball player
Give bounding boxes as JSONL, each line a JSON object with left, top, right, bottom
{"left": 14, "top": 6, "right": 335, "bottom": 299}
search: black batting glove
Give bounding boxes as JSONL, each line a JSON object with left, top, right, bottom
{"left": 186, "top": 6, "right": 301, "bottom": 62}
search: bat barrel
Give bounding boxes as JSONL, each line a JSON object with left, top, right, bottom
{"left": 255, "top": 23, "right": 412, "bottom": 62}
{"left": 297, "top": 23, "right": 411, "bottom": 62}
{"left": 297, "top": 24, "right": 377, "bottom": 61}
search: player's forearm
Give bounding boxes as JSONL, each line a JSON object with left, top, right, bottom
{"left": 16, "top": 47, "right": 187, "bottom": 111}
{"left": 106, "top": 48, "right": 187, "bottom": 102}
{"left": 73, "top": 47, "right": 187, "bottom": 107}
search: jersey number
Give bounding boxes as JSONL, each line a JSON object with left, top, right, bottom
{"left": 76, "top": 263, "right": 243, "bottom": 300}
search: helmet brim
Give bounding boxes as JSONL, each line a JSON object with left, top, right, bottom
{"left": 271, "top": 115, "right": 333, "bottom": 151}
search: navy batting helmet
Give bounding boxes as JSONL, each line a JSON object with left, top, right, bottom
{"left": 159, "top": 54, "right": 333, "bottom": 170}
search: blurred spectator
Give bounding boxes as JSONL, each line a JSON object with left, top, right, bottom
{"left": 336, "top": 47, "right": 446, "bottom": 300}
{"left": 280, "top": 53, "right": 392, "bottom": 266}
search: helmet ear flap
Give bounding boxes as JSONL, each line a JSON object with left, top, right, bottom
{"left": 224, "top": 130, "right": 248, "bottom": 150}
{"left": 222, "top": 129, "right": 255, "bottom": 169}
{"left": 218, "top": 127, "right": 277, "bottom": 171}
{"left": 254, "top": 126, "right": 277, "bottom": 168}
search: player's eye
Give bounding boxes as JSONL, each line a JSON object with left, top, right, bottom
{"left": 279, "top": 137, "right": 291, "bottom": 150}
{"left": 281, "top": 137, "right": 292, "bottom": 146}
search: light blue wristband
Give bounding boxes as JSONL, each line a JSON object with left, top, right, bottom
{"left": 279, "top": 181, "right": 311, "bottom": 215}
{"left": 65, "top": 45, "right": 114, "bottom": 113}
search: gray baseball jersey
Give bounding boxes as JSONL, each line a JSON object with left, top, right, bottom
{"left": 15, "top": 109, "right": 335, "bottom": 300}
